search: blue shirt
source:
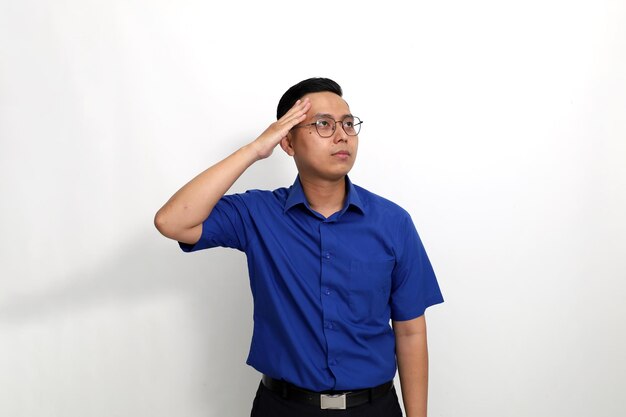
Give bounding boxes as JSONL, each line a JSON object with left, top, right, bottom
{"left": 180, "top": 176, "right": 443, "bottom": 391}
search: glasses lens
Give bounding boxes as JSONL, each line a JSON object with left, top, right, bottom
{"left": 343, "top": 116, "right": 361, "bottom": 136}
{"left": 315, "top": 117, "right": 335, "bottom": 137}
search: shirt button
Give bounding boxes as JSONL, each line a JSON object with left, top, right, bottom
{"left": 329, "top": 359, "right": 338, "bottom": 366}
{"left": 325, "top": 321, "right": 334, "bottom": 329}
{"left": 324, "top": 252, "right": 331, "bottom": 259}
{"left": 324, "top": 288, "right": 331, "bottom": 296}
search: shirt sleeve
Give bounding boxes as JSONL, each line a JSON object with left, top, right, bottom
{"left": 390, "top": 212, "right": 444, "bottom": 321}
{"left": 178, "top": 193, "right": 252, "bottom": 253}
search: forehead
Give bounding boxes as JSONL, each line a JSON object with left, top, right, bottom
{"left": 302, "top": 92, "right": 351, "bottom": 117}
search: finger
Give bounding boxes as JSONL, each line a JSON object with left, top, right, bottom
{"left": 284, "top": 101, "right": 310, "bottom": 122}
{"left": 279, "top": 101, "right": 311, "bottom": 126}
{"left": 279, "top": 98, "right": 311, "bottom": 122}
{"left": 279, "top": 112, "right": 308, "bottom": 133}
{"left": 284, "top": 113, "right": 309, "bottom": 136}
{"left": 279, "top": 102, "right": 307, "bottom": 123}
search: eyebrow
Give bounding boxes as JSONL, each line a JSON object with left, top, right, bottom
{"left": 314, "top": 113, "right": 354, "bottom": 119}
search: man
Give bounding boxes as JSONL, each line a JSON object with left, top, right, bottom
{"left": 154, "top": 78, "right": 443, "bottom": 416}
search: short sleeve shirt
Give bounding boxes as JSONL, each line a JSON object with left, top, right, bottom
{"left": 180, "top": 176, "right": 443, "bottom": 391}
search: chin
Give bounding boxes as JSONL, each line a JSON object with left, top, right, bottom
{"left": 296, "top": 162, "right": 355, "bottom": 182}
{"left": 327, "top": 168, "right": 353, "bottom": 181}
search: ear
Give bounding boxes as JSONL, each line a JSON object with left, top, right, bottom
{"left": 280, "top": 133, "right": 296, "bottom": 156}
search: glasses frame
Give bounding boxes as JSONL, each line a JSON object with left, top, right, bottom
{"left": 293, "top": 116, "right": 363, "bottom": 138}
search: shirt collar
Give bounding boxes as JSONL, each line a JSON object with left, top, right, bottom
{"left": 284, "top": 175, "right": 365, "bottom": 216}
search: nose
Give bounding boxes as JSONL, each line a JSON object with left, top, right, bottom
{"left": 332, "top": 121, "right": 348, "bottom": 143}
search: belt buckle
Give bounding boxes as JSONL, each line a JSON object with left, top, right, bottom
{"left": 320, "top": 393, "right": 347, "bottom": 410}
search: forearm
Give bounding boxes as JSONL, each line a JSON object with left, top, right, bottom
{"left": 154, "top": 143, "right": 259, "bottom": 241}
{"left": 154, "top": 97, "right": 310, "bottom": 243}
{"left": 394, "top": 318, "right": 429, "bottom": 417}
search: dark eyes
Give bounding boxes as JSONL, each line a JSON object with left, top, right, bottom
{"left": 316, "top": 120, "right": 331, "bottom": 127}
{"left": 309, "top": 116, "right": 361, "bottom": 137}
{"left": 316, "top": 118, "right": 354, "bottom": 128}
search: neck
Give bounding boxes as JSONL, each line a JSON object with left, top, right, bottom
{"left": 299, "top": 175, "right": 347, "bottom": 218}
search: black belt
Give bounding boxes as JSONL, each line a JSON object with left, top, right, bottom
{"left": 261, "top": 374, "right": 394, "bottom": 410}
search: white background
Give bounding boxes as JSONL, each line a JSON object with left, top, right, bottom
{"left": 1, "top": 1, "right": 625, "bottom": 416}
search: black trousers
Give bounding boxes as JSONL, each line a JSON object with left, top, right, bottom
{"left": 250, "top": 381, "right": 404, "bottom": 417}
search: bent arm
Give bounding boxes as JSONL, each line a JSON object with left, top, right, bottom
{"left": 154, "top": 98, "right": 311, "bottom": 244}
{"left": 393, "top": 315, "right": 429, "bottom": 417}
{"left": 154, "top": 144, "right": 260, "bottom": 244}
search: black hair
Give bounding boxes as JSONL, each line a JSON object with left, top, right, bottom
{"left": 276, "top": 77, "right": 343, "bottom": 120}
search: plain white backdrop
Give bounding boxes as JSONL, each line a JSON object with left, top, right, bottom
{"left": 1, "top": 1, "right": 625, "bottom": 416}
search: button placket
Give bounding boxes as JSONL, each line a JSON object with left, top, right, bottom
{"left": 319, "top": 222, "right": 342, "bottom": 378}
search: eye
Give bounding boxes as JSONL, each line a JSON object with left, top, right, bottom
{"left": 316, "top": 119, "right": 331, "bottom": 127}
{"left": 343, "top": 116, "right": 355, "bottom": 127}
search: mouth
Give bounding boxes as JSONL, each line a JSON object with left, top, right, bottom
{"left": 332, "top": 150, "right": 351, "bottom": 161}
{"left": 332, "top": 150, "right": 350, "bottom": 161}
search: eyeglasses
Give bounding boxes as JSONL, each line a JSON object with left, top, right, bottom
{"left": 293, "top": 116, "right": 363, "bottom": 138}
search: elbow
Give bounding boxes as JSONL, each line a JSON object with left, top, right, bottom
{"left": 154, "top": 208, "right": 173, "bottom": 237}
{"left": 154, "top": 206, "right": 202, "bottom": 244}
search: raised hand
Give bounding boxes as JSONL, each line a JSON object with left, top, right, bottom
{"left": 251, "top": 98, "right": 311, "bottom": 160}
{"left": 155, "top": 97, "right": 311, "bottom": 244}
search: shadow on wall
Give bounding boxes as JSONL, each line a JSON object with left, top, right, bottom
{"left": 0, "top": 147, "right": 297, "bottom": 416}
{"left": 0, "top": 232, "right": 259, "bottom": 416}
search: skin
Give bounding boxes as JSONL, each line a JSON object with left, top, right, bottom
{"left": 154, "top": 91, "right": 429, "bottom": 416}
{"left": 280, "top": 92, "right": 358, "bottom": 217}
{"left": 394, "top": 315, "right": 429, "bottom": 417}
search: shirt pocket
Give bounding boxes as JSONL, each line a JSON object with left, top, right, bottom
{"left": 349, "top": 259, "right": 394, "bottom": 321}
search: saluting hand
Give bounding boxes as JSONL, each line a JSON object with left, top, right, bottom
{"left": 154, "top": 97, "right": 311, "bottom": 244}
{"left": 251, "top": 98, "right": 311, "bottom": 160}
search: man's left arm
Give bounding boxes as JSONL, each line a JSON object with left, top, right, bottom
{"left": 393, "top": 315, "right": 429, "bottom": 417}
